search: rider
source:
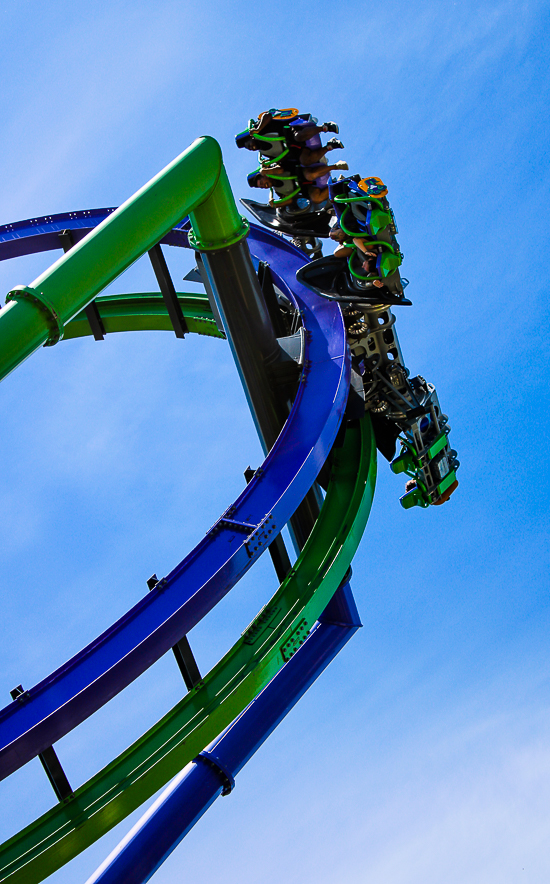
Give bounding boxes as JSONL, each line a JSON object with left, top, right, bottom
{"left": 328, "top": 175, "right": 392, "bottom": 239}
{"left": 236, "top": 108, "right": 344, "bottom": 169}
{"left": 240, "top": 108, "right": 348, "bottom": 211}
{"left": 248, "top": 159, "right": 349, "bottom": 209}
{"left": 328, "top": 175, "right": 404, "bottom": 294}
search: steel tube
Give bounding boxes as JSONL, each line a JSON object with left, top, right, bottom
{"left": 197, "top": 242, "right": 285, "bottom": 449}
{"left": 86, "top": 584, "right": 360, "bottom": 884}
{"left": 0, "top": 137, "right": 246, "bottom": 381}
{"left": 198, "top": 240, "right": 323, "bottom": 549}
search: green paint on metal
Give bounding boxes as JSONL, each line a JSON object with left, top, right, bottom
{"left": 390, "top": 449, "right": 415, "bottom": 475}
{"left": 0, "top": 137, "right": 246, "bottom": 380}
{"left": 64, "top": 293, "right": 224, "bottom": 340}
{"left": 0, "top": 293, "right": 376, "bottom": 882}
{"left": 5, "top": 286, "right": 64, "bottom": 346}
{"left": 188, "top": 162, "right": 248, "bottom": 251}
{"left": 438, "top": 469, "right": 457, "bottom": 495}
{"left": 427, "top": 432, "right": 448, "bottom": 460}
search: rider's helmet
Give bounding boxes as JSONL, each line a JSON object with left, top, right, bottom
{"left": 357, "top": 177, "right": 388, "bottom": 198}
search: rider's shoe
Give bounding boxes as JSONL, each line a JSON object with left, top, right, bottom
{"left": 323, "top": 121, "right": 339, "bottom": 134}
{"left": 326, "top": 138, "right": 344, "bottom": 150}
{"left": 333, "top": 161, "right": 349, "bottom": 171}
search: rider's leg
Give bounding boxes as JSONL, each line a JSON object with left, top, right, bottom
{"left": 293, "top": 121, "right": 339, "bottom": 142}
{"left": 300, "top": 140, "right": 344, "bottom": 165}
{"left": 307, "top": 184, "right": 330, "bottom": 204}
{"left": 302, "top": 161, "right": 348, "bottom": 182}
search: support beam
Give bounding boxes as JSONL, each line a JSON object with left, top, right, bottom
{"left": 257, "top": 261, "right": 289, "bottom": 338}
{"left": 37, "top": 747, "right": 74, "bottom": 802}
{"left": 146, "top": 576, "right": 201, "bottom": 690}
{"left": 171, "top": 638, "right": 202, "bottom": 692}
{"left": 59, "top": 230, "right": 105, "bottom": 341}
{"left": 195, "top": 245, "right": 284, "bottom": 449}
{"left": 0, "top": 136, "right": 247, "bottom": 382}
{"left": 148, "top": 244, "right": 188, "bottom": 338}
{"left": 198, "top": 240, "right": 322, "bottom": 552}
{"left": 9, "top": 685, "right": 72, "bottom": 801}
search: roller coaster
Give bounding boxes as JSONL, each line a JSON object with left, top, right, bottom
{"left": 0, "top": 125, "right": 457, "bottom": 883}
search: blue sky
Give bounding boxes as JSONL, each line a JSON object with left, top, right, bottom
{"left": 0, "top": 0, "right": 549, "bottom": 882}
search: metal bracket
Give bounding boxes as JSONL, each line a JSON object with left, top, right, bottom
{"left": 245, "top": 513, "right": 277, "bottom": 558}
{"left": 187, "top": 216, "right": 249, "bottom": 252}
{"left": 147, "top": 575, "right": 201, "bottom": 691}
{"left": 241, "top": 603, "right": 282, "bottom": 646}
{"left": 183, "top": 266, "right": 204, "bottom": 285}
{"left": 10, "top": 686, "right": 73, "bottom": 801}
{"left": 280, "top": 618, "right": 309, "bottom": 662}
{"left": 216, "top": 517, "right": 257, "bottom": 534}
{"left": 244, "top": 467, "right": 291, "bottom": 582}
{"left": 148, "top": 243, "right": 188, "bottom": 338}
{"left": 276, "top": 329, "right": 305, "bottom": 367}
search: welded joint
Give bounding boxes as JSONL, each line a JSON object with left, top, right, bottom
{"left": 299, "top": 359, "right": 312, "bottom": 383}
{"left": 5, "top": 285, "right": 64, "bottom": 346}
{"left": 241, "top": 603, "right": 282, "bottom": 646}
{"left": 196, "top": 750, "right": 235, "bottom": 796}
{"left": 187, "top": 217, "right": 250, "bottom": 252}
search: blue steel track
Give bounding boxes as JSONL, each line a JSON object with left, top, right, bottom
{"left": 88, "top": 585, "right": 361, "bottom": 884}
{"left": 0, "top": 206, "right": 366, "bottom": 884}
{"left": 0, "top": 212, "right": 350, "bottom": 781}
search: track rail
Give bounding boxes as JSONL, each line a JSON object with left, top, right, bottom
{"left": 0, "top": 285, "right": 375, "bottom": 883}
{"left": 0, "top": 192, "right": 377, "bottom": 884}
{"left": 0, "top": 217, "right": 349, "bottom": 781}
{"left": 87, "top": 582, "right": 363, "bottom": 884}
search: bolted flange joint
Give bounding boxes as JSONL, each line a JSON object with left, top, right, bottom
{"left": 187, "top": 216, "right": 250, "bottom": 252}
{"left": 195, "top": 750, "right": 235, "bottom": 796}
{"left": 6, "top": 285, "right": 64, "bottom": 346}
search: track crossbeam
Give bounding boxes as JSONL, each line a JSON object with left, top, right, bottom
{"left": 9, "top": 686, "right": 72, "bottom": 802}
{"left": 148, "top": 244, "right": 188, "bottom": 338}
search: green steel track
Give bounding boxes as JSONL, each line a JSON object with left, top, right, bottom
{"left": 63, "top": 292, "right": 225, "bottom": 341}
{"left": 0, "top": 291, "right": 376, "bottom": 883}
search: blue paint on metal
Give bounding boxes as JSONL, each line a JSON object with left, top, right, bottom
{"left": 196, "top": 750, "right": 235, "bottom": 795}
{"left": 85, "top": 585, "right": 359, "bottom": 884}
{"left": 0, "top": 215, "right": 351, "bottom": 782}
{"left": 0, "top": 209, "right": 191, "bottom": 260}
